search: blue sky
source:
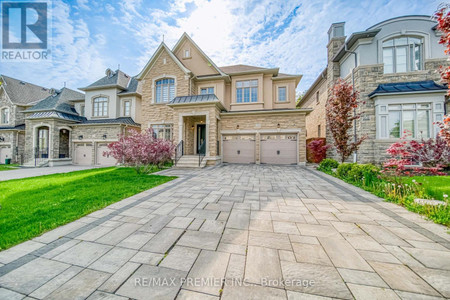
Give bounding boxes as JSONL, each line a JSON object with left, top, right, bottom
{"left": 0, "top": 0, "right": 442, "bottom": 93}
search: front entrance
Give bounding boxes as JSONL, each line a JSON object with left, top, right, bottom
{"left": 59, "top": 129, "right": 70, "bottom": 158}
{"left": 196, "top": 124, "right": 206, "bottom": 154}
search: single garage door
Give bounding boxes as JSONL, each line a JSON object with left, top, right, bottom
{"left": 261, "top": 134, "right": 297, "bottom": 165}
{"left": 223, "top": 135, "right": 255, "bottom": 164}
{"left": 96, "top": 143, "right": 116, "bottom": 166}
{"left": 0, "top": 146, "right": 12, "bottom": 164}
{"left": 74, "top": 143, "right": 93, "bottom": 165}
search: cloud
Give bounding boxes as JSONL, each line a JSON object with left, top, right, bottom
{"left": 76, "top": 0, "right": 90, "bottom": 10}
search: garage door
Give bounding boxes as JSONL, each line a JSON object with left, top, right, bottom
{"left": 261, "top": 134, "right": 297, "bottom": 165}
{"left": 223, "top": 135, "right": 255, "bottom": 164}
{"left": 74, "top": 143, "right": 93, "bottom": 165}
{"left": 96, "top": 143, "right": 116, "bottom": 166}
{"left": 0, "top": 146, "right": 12, "bottom": 164}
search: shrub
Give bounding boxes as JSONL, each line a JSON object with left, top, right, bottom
{"left": 107, "top": 128, "right": 175, "bottom": 174}
{"left": 336, "top": 163, "right": 355, "bottom": 179}
{"left": 318, "top": 158, "right": 339, "bottom": 173}
{"left": 307, "top": 139, "right": 330, "bottom": 163}
{"left": 347, "top": 164, "right": 381, "bottom": 186}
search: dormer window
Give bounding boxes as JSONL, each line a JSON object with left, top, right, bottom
{"left": 93, "top": 96, "right": 108, "bottom": 117}
{"left": 1, "top": 107, "right": 9, "bottom": 124}
{"left": 382, "top": 37, "right": 423, "bottom": 74}
{"left": 155, "top": 78, "right": 175, "bottom": 103}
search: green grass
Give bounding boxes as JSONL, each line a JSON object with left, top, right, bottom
{"left": 0, "top": 164, "right": 19, "bottom": 171}
{"left": 0, "top": 167, "right": 175, "bottom": 250}
{"left": 402, "top": 176, "right": 450, "bottom": 201}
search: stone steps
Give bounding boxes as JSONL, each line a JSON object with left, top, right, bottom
{"left": 174, "top": 155, "right": 207, "bottom": 168}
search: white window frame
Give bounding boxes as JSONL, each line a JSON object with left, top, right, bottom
{"left": 184, "top": 49, "right": 190, "bottom": 58}
{"left": 277, "top": 86, "right": 287, "bottom": 102}
{"left": 92, "top": 96, "right": 109, "bottom": 117}
{"left": 382, "top": 36, "right": 424, "bottom": 74}
{"left": 123, "top": 100, "right": 131, "bottom": 117}
{"left": 80, "top": 104, "right": 85, "bottom": 117}
{"left": 236, "top": 80, "right": 258, "bottom": 103}
{"left": 1, "top": 107, "right": 10, "bottom": 124}
{"left": 200, "top": 87, "right": 214, "bottom": 95}
{"left": 150, "top": 123, "right": 173, "bottom": 140}
{"left": 154, "top": 77, "right": 176, "bottom": 103}
{"left": 375, "top": 95, "right": 445, "bottom": 139}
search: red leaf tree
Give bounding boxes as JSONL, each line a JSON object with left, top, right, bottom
{"left": 434, "top": 5, "right": 450, "bottom": 145}
{"left": 326, "top": 79, "right": 367, "bottom": 162}
{"left": 106, "top": 128, "right": 175, "bottom": 173}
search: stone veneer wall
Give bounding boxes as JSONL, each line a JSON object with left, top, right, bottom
{"left": 220, "top": 112, "right": 307, "bottom": 164}
{"left": 300, "top": 78, "right": 327, "bottom": 139}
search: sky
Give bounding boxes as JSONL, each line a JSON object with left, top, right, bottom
{"left": 0, "top": 0, "right": 443, "bottom": 94}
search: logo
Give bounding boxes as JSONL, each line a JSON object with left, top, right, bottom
{"left": 1, "top": 0, "right": 52, "bottom": 61}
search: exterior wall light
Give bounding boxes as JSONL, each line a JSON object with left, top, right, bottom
{"left": 102, "top": 134, "right": 107, "bottom": 140}
{"left": 236, "top": 125, "right": 239, "bottom": 130}
{"left": 0, "top": 136, "right": 4, "bottom": 142}
{"left": 78, "top": 135, "right": 83, "bottom": 140}
{"left": 277, "top": 123, "right": 281, "bottom": 128}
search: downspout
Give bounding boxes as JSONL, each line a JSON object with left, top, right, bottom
{"left": 344, "top": 43, "right": 358, "bottom": 163}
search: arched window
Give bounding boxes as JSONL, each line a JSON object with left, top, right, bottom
{"left": 155, "top": 78, "right": 175, "bottom": 103}
{"left": 1, "top": 107, "right": 9, "bottom": 124}
{"left": 382, "top": 36, "right": 423, "bottom": 73}
{"left": 93, "top": 96, "right": 108, "bottom": 117}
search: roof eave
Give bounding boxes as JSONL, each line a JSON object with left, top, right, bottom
{"left": 332, "top": 29, "right": 381, "bottom": 62}
{"left": 167, "top": 100, "right": 225, "bottom": 110}
{"left": 226, "top": 68, "right": 279, "bottom": 76}
{"left": 79, "top": 84, "right": 125, "bottom": 91}
{"left": 298, "top": 69, "right": 328, "bottom": 107}
{"left": 194, "top": 74, "right": 231, "bottom": 82}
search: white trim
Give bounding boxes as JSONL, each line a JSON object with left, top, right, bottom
{"left": 0, "top": 106, "right": 11, "bottom": 125}
{"left": 378, "top": 31, "right": 431, "bottom": 66}
{"left": 275, "top": 85, "right": 289, "bottom": 103}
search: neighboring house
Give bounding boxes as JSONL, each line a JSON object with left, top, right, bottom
{"left": 0, "top": 75, "right": 52, "bottom": 164}
{"left": 298, "top": 15, "right": 448, "bottom": 164}
{"left": 0, "top": 33, "right": 310, "bottom": 167}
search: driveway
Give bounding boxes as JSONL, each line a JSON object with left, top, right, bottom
{"left": 0, "top": 165, "right": 449, "bottom": 299}
{"left": 0, "top": 165, "right": 100, "bottom": 181}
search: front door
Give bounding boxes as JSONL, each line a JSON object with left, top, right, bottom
{"left": 196, "top": 124, "right": 206, "bottom": 154}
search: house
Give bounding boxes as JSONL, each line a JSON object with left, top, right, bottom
{"left": 298, "top": 15, "right": 448, "bottom": 164}
{"left": 0, "top": 33, "right": 310, "bottom": 167}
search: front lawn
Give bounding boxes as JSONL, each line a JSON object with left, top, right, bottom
{"left": 0, "top": 167, "right": 175, "bottom": 250}
{"left": 403, "top": 176, "right": 450, "bottom": 201}
{"left": 0, "top": 164, "right": 19, "bottom": 171}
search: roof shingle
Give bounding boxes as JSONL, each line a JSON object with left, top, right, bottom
{"left": 169, "top": 94, "right": 219, "bottom": 104}
{"left": 27, "top": 88, "right": 84, "bottom": 115}
{"left": 0, "top": 75, "right": 51, "bottom": 105}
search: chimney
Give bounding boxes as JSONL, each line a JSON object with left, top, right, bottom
{"left": 328, "top": 22, "right": 345, "bottom": 42}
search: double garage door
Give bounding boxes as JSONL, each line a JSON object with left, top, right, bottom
{"left": 74, "top": 143, "right": 116, "bottom": 166}
{"left": 222, "top": 134, "right": 297, "bottom": 165}
{"left": 0, "top": 146, "right": 12, "bottom": 164}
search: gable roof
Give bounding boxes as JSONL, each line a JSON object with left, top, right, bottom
{"left": 368, "top": 80, "right": 447, "bottom": 98}
{"left": 136, "top": 42, "right": 191, "bottom": 80}
{"left": 80, "top": 69, "right": 132, "bottom": 91}
{"left": 118, "top": 77, "right": 142, "bottom": 96}
{"left": 219, "top": 64, "right": 272, "bottom": 74}
{"left": 27, "top": 87, "right": 84, "bottom": 115}
{"left": 172, "top": 33, "right": 227, "bottom": 77}
{"left": 0, "top": 74, "right": 51, "bottom": 105}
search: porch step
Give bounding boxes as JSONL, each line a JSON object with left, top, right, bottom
{"left": 21, "top": 160, "right": 49, "bottom": 168}
{"left": 174, "top": 155, "right": 207, "bottom": 168}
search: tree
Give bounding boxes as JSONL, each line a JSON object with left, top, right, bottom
{"left": 326, "top": 79, "right": 366, "bottom": 162}
{"left": 435, "top": 5, "right": 450, "bottom": 145}
{"left": 106, "top": 128, "right": 175, "bottom": 173}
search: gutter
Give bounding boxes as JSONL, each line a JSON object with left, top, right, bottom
{"left": 368, "top": 89, "right": 448, "bottom": 98}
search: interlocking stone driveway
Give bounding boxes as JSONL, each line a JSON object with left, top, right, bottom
{"left": 0, "top": 165, "right": 449, "bottom": 300}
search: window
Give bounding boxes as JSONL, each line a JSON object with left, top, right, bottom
{"left": 155, "top": 78, "right": 175, "bottom": 103}
{"left": 318, "top": 124, "right": 321, "bottom": 137}
{"left": 278, "top": 87, "right": 287, "bottom": 102}
{"left": 378, "top": 103, "right": 432, "bottom": 139}
{"left": 200, "top": 87, "right": 214, "bottom": 95}
{"left": 1, "top": 108, "right": 9, "bottom": 124}
{"left": 316, "top": 91, "right": 320, "bottom": 104}
{"left": 151, "top": 124, "right": 173, "bottom": 140}
{"left": 80, "top": 105, "right": 85, "bottom": 117}
{"left": 93, "top": 97, "right": 108, "bottom": 117}
{"left": 382, "top": 37, "right": 423, "bottom": 73}
{"left": 236, "top": 80, "right": 258, "bottom": 103}
{"left": 184, "top": 49, "right": 190, "bottom": 58}
{"left": 123, "top": 100, "right": 131, "bottom": 116}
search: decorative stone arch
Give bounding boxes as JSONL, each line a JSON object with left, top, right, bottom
{"left": 58, "top": 126, "right": 72, "bottom": 158}
{"left": 91, "top": 94, "right": 110, "bottom": 118}
{"left": 32, "top": 122, "right": 52, "bottom": 158}
{"left": 152, "top": 74, "right": 177, "bottom": 104}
